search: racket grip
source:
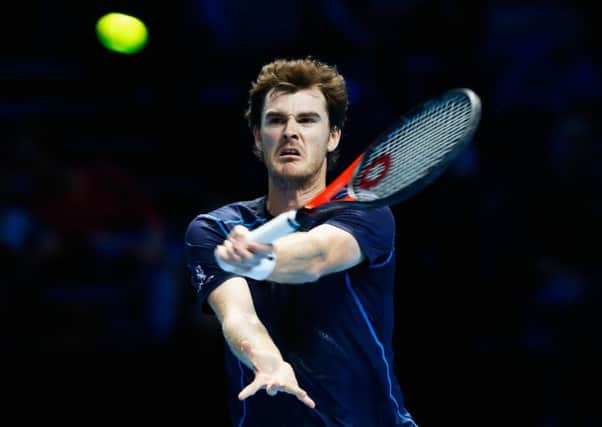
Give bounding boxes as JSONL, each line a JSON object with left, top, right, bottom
{"left": 249, "top": 210, "right": 300, "bottom": 244}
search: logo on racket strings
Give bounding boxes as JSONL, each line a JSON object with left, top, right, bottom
{"left": 358, "top": 154, "right": 391, "bottom": 189}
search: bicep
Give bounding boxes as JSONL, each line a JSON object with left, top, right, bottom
{"left": 307, "top": 223, "right": 364, "bottom": 276}
{"left": 207, "top": 276, "right": 258, "bottom": 324}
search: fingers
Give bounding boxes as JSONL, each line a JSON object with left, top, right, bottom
{"left": 239, "top": 381, "right": 316, "bottom": 409}
{"left": 214, "top": 243, "right": 254, "bottom": 273}
{"left": 215, "top": 226, "right": 272, "bottom": 269}
{"left": 280, "top": 384, "right": 316, "bottom": 409}
{"left": 214, "top": 225, "right": 252, "bottom": 263}
{"left": 238, "top": 381, "right": 279, "bottom": 401}
{"left": 238, "top": 381, "right": 261, "bottom": 401}
{"left": 297, "top": 391, "right": 316, "bottom": 409}
{"left": 229, "top": 224, "right": 250, "bottom": 240}
{"left": 246, "top": 241, "right": 274, "bottom": 257}
{"left": 227, "top": 225, "right": 273, "bottom": 258}
{"left": 222, "top": 239, "right": 255, "bottom": 264}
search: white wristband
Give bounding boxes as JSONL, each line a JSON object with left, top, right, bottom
{"left": 243, "top": 252, "right": 276, "bottom": 281}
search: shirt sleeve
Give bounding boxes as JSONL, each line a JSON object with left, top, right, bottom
{"left": 184, "top": 214, "right": 237, "bottom": 307}
{"left": 323, "top": 207, "right": 395, "bottom": 265}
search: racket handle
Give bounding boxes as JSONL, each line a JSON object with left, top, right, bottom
{"left": 249, "top": 210, "right": 300, "bottom": 244}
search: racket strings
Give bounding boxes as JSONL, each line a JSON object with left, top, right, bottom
{"left": 353, "top": 96, "right": 475, "bottom": 201}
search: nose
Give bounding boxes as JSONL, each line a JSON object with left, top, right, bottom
{"left": 282, "top": 116, "right": 299, "bottom": 140}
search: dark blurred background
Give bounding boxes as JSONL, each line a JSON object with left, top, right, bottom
{"left": 2, "top": 1, "right": 600, "bottom": 426}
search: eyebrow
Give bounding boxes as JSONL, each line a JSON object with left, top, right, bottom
{"left": 264, "top": 110, "right": 322, "bottom": 119}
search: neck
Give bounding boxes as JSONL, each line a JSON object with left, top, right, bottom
{"left": 265, "top": 170, "right": 326, "bottom": 216}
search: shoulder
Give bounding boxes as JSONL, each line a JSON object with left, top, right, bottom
{"left": 325, "top": 206, "right": 395, "bottom": 235}
{"left": 184, "top": 196, "right": 267, "bottom": 243}
{"left": 324, "top": 206, "right": 395, "bottom": 262}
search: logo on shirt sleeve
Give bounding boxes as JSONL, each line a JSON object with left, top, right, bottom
{"left": 192, "top": 265, "right": 214, "bottom": 293}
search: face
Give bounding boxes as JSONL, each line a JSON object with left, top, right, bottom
{"left": 253, "top": 87, "right": 340, "bottom": 185}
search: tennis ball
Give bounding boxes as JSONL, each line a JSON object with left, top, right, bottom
{"left": 96, "top": 12, "right": 148, "bottom": 55}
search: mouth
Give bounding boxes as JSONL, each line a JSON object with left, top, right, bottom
{"left": 278, "top": 147, "right": 302, "bottom": 159}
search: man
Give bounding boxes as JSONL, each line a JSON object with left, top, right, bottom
{"left": 185, "top": 57, "right": 418, "bottom": 426}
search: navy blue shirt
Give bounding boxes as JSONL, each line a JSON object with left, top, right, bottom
{"left": 185, "top": 196, "right": 418, "bottom": 427}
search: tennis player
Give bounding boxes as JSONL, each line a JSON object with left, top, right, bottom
{"left": 185, "top": 57, "right": 418, "bottom": 426}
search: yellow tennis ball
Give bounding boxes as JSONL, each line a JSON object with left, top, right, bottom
{"left": 96, "top": 12, "right": 148, "bottom": 55}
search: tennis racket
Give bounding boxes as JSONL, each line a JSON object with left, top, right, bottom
{"left": 249, "top": 87, "right": 482, "bottom": 244}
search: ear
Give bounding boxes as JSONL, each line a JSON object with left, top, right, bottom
{"left": 327, "top": 127, "right": 341, "bottom": 152}
{"left": 253, "top": 127, "right": 262, "bottom": 151}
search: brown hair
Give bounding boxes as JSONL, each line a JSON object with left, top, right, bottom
{"left": 245, "top": 57, "right": 349, "bottom": 168}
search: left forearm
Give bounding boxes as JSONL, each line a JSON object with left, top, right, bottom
{"left": 214, "top": 223, "right": 362, "bottom": 284}
{"left": 269, "top": 231, "right": 327, "bottom": 284}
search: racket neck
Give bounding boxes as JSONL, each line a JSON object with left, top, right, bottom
{"left": 305, "top": 153, "right": 363, "bottom": 209}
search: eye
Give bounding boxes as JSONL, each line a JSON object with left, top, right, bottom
{"left": 299, "top": 115, "right": 319, "bottom": 124}
{"left": 266, "top": 116, "right": 285, "bottom": 125}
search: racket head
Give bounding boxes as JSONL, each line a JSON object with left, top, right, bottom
{"left": 347, "top": 87, "right": 481, "bottom": 206}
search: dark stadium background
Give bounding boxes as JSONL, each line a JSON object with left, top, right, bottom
{"left": 2, "top": 1, "right": 599, "bottom": 426}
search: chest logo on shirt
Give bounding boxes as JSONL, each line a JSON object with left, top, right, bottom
{"left": 193, "top": 265, "right": 214, "bottom": 292}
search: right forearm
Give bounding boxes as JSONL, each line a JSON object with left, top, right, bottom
{"left": 207, "top": 277, "right": 284, "bottom": 370}
{"left": 221, "top": 314, "right": 282, "bottom": 369}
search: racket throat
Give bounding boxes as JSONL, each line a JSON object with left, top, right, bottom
{"left": 305, "top": 154, "right": 364, "bottom": 209}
